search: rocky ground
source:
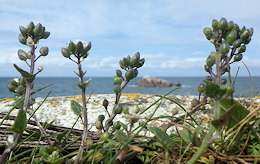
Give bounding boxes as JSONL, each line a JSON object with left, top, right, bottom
{"left": 0, "top": 94, "right": 259, "bottom": 132}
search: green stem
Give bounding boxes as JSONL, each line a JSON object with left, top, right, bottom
{"left": 187, "top": 126, "right": 215, "bottom": 164}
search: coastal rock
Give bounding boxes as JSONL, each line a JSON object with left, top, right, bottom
{"left": 137, "top": 76, "right": 181, "bottom": 87}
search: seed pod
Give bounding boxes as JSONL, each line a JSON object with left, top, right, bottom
{"left": 219, "top": 42, "right": 230, "bottom": 55}
{"left": 218, "top": 18, "right": 228, "bottom": 30}
{"left": 114, "top": 85, "right": 121, "bottom": 93}
{"left": 39, "top": 47, "right": 49, "bottom": 56}
{"left": 113, "top": 76, "right": 123, "bottom": 85}
{"left": 203, "top": 27, "right": 213, "bottom": 36}
{"left": 210, "top": 51, "right": 216, "bottom": 61}
{"left": 98, "top": 114, "right": 105, "bottom": 122}
{"left": 33, "top": 23, "right": 43, "bottom": 36}
{"left": 95, "top": 121, "right": 103, "bottom": 130}
{"left": 43, "top": 31, "right": 50, "bottom": 39}
{"left": 232, "top": 39, "right": 242, "bottom": 48}
{"left": 17, "top": 49, "right": 27, "bottom": 61}
{"left": 18, "top": 34, "right": 27, "bottom": 45}
{"left": 113, "top": 104, "right": 123, "bottom": 114}
{"left": 67, "top": 41, "right": 76, "bottom": 54}
{"left": 240, "top": 29, "right": 249, "bottom": 41}
{"left": 76, "top": 41, "right": 83, "bottom": 54}
{"left": 234, "top": 54, "right": 243, "bottom": 62}
{"left": 227, "top": 21, "right": 234, "bottom": 31}
{"left": 61, "top": 48, "right": 71, "bottom": 58}
{"left": 238, "top": 45, "right": 246, "bottom": 53}
{"left": 137, "top": 58, "right": 145, "bottom": 68}
{"left": 197, "top": 83, "right": 205, "bottom": 93}
{"left": 19, "top": 26, "right": 27, "bottom": 37}
{"left": 116, "top": 70, "right": 122, "bottom": 77}
{"left": 221, "top": 78, "right": 227, "bottom": 85}
{"left": 212, "top": 19, "right": 218, "bottom": 31}
{"left": 17, "top": 85, "right": 25, "bottom": 95}
{"left": 7, "top": 83, "right": 16, "bottom": 92}
{"left": 125, "top": 68, "right": 135, "bottom": 80}
{"left": 225, "top": 29, "right": 237, "bottom": 45}
{"left": 103, "top": 99, "right": 109, "bottom": 108}
{"left": 226, "top": 83, "right": 235, "bottom": 95}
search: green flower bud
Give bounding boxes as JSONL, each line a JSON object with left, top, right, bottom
{"left": 125, "top": 68, "right": 135, "bottom": 80}
{"left": 191, "top": 98, "right": 199, "bottom": 107}
{"left": 137, "top": 58, "right": 145, "bottom": 68}
{"left": 123, "top": 105, "right": 130, "bottom": 114}
{"left": 234, "top": 54, "right": 243, "bottom": 62}
{"left": 113, "top": 121, "right": 121, "bottom": 130}
{"left": 119, "top": 60, "right": 126, "bottom": 69}
{"left": 100, "top": 132, "right": 110, "bottom": 141}
{"left": 133, "top": 69, "right": 138, "bottom": 78}
{"left": 98, "top": 114, "right": 105, "bottom": 122}
{"left": 27, "top": 51, "right": 32, "bottom": 59}
{"left": 18, "top": 34, "right": 27, "bottom": 45}
{"left": 123, "top": 57, "right": 130, "bottom": 68}
{"left": 103, "top": 99, "right": 109, "bottom": 108}
{"left": 67, "top": 41, "right": 76, "bottom": 54}
{"left": 33, "top": 23, "right": 43, "bottom": 35}
{"left": 225, "top": 29, "right": 237, "bottom": 45}
{"left": 113, "top": 76, "right": 123, "bottom": 85}
{"left": 76, "top": 41, "right": 83, "bottom": 54}
{"left": 226, "top": 83, "right": 235, "bottom": 95}
{"left": 227, "top": 21, "right": 234, "bottom": 31}
{"left": 238, "top": 45, "right": 246, "bottom": 53}
{"left": 43, "top": 31, "right": 50, "bottom": 39}
{"left": 240, "top": 29, "right": 249, "bottom": 41}
{"left": 84, "top": 42, "right": 91, "bottom": 51}
{"left": 197, "top": 83, "right": 205, "bottom": 93}
{"left": 203, "top": 27, "right": 213, "bottom": 36}
{"left": 17, "top": 85, "right": 25, "bottom": 95}
{"left": 114, "top": 85, "right": 121, "bottom": 93}
{"left": 204, "top": 65, "right": 211, "bottom": 72}
{"left": 19, "top": 26, "right": 27, "bottom": 37}
{"left": 116, "top": 70, "right": 122, "bottom": 77}
{"left": 27, "top": 21, "right": 35, "bottom": 33}
{"left": 17, "top": 49, "right": 27, "bottom": 61}
{"left": 209, "top": 52, "right": 216, "bottom": 61}
{"left": 248, "top": 28, "right": 253, "bottom": 36}
{"left": 61, "top": 48, "right": 71, "bottom": 58}
{"left": 113, "top": 104, "right": 123, "bottom": 114}
{"left": 39, "top": 47, "right": 49, "bottom": 56}
{"left": 218, "top": 18, "right": 228, "bottom": 30}
{"left": 219, "top": 42, "right": 230, "bottom": 55}
{"left": 95, "top": 121, "right": 103, "bottom": 130}
{"left": 234, "top": 24, "right": 240, "bottom": 32}
{"left": 19, "top": 78, "right": 26, "bottom": 87}
{"left": 244, "top": 37, "right": 251, "bottom": 44}
{"left": 212, "top": 19, "right": 218, "bottom": 31}
{"left": 206, "top": 56, "right": 215, "bottom": 67}
{"left": 7, "top": 83, "right": 16, "bottom": 92}
{"left": 210, "top": 31, "right": 220, "bottom": 43}
{"left": 221, "top": 78, "right": 227, "bottom": 85}
{"left": 10, "top": 79, "right": 18, "bottom": 87}
{"left": 232, "top": 39, "right": 242, "bottom": 48}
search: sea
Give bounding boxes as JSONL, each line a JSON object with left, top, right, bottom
{"left": 0, "top": 77, "right": 259, "bottom": 99}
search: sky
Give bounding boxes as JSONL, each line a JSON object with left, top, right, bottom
{"left": 0, "top": 0, "right": 259, "bottom": 77}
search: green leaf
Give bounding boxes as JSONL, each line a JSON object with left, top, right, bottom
{"left": 115, "top": 130, "right": 129, "bottom": 144}
{"left": 13, "top": 64, "right": 35, "bottom": 82}
{"left": 70, "top": 100, "right": 82, "bottom": 116}
{"left": 57, "top": 130, "right": 69, "bottom": 142}
{"left": 204, "top": 80, "right": 226, "bottom": 98}
{"left": 8, "top": 109, "right": 27, "bottom": 134}
{"left": 149, "top": 126, "right": 175, "bottom": 148}
{"left": 216, "top": 98, "right": 249, "bottom": 130}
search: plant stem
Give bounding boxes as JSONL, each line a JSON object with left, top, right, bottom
{"left": 74, "top": 60, "right": 88, "bottom": 164}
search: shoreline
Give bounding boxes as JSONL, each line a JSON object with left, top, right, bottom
{"left": 0, "top": 93, "right": 259, "bottom": 131}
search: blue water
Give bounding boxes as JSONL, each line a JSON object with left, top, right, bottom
{"left": 0, "top": 77, "right": 259, "bottom": 98}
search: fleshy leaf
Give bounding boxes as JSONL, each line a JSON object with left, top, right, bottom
{"left": 70, "top": 100, "right": 82, "bottom": 116}
{"left": 149, "top": 126, "right": 175, "bottom": 148}
{"left": 8, "top": 109, "right": 27, "bottom": 134}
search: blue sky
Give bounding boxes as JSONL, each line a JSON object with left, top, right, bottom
{"left": 0, "top": 0, "right": 259, "bottom": 77}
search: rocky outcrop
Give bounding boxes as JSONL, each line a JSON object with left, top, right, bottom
{"left": 137, "top": 76, "right": 181, "bottom": 87}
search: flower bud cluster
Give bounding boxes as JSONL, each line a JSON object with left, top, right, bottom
{"left": 61, "top": 40, "right": 91, "bottom": 59}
